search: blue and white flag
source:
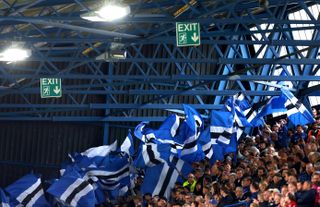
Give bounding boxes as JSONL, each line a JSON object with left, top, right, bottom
{"left": 210, "top": 110, "right": 234, "bottom": 145}
{"left": 142, "top": 114, "right": 180, "bottom": 145}
{"left": 234, "top": 93, "right": 265, "bottom": 126}
{"left": 281, "top": 88, "right": 315, "bottom": 126}
{"left": 47, "top": 176, "right": 95, "bottom": 207}
{"left": 257, "top": 95, "right": 287, "bottom": 118}
{"left": 211, "top": 139, "right": 225, "bottom": 162}
{"left": 134, "top": 142, "right": 171, "bottom": 168}
{"left": 0, "top": 188, "right": 9, "bottom": 207}
{"left": 120, "top": 131, "right": 134, "bottom": 156}
{"left": 134, "top": 114, "right": 182, "bottom": 154}
{"left": 198, "top": 127, "right": 213, "bottom": 159}
{"left": 179, "top": 105, "right": 205, "bottom": 163}
{"left": 84, "top": 154, "right": 130, "bottom": 190}
{"left": 141, "top": 155, "right": 192, "bottom": 199}
{"left": 5, "top": 174, "right": 50, "bottom": 207}
{"left": 134, "top": 122, "right": 149, "bottom": 142}
{"left": 80, "top": 140, "right": 118, "bottom": 166}
{"left": 224, "top": 95, "right": 251, "bottom": 128}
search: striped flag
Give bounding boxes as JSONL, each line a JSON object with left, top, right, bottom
{"left": 0, "top": 188, "right": 9, "bottom": 207}
{"left": 47, "top": 176, "right": 95, "bottom": 207}
{"left": 134, "top": 114, "right": 182, "bottom": 154}
{"left": 198, "top": 127, "right": 213, "bottom": 159}
{"left": 179, "top": 105, "right": 205, "bottom": 163}
{"left": 80, "top": 140, "right": 118, "bottom": 166}
{"left": 281, "top": 88, "right": 314, "bottom": 126}
{"left": 84, "top": 154, "right": 130, "bottom": 191}
{"left": 134, "top": 142, "right": 171, "bottom": 168}
{"left": 141, "top": 155, "right": 192, "bottom": 199}
{"left": 120, "top": 131, "right": 134, "bottom": 156}
{"left": 5, "top": 174, "right": 50, "bottom": 207}
{"left": 210, "top": 110, "right": 234, "bottom": 145}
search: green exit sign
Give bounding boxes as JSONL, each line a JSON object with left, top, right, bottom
{"left": 176, "top": 22, "right": 200, "bottom": 47}
{"left": 40, "top": 78, "right": 62, "bottom": 98}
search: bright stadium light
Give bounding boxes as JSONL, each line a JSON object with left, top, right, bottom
{"left": 0, "top": 45, "right": 31, "bottom": 62}
{"left": 81, "top": 2, "right": 130, "bottom": 22}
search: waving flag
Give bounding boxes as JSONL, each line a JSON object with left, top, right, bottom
{"left": 141, "top": 155, "right": 192, "bottom": 199}
{"left": 47, "top": 176, "right": 95, "bottom": 207}
{"left": 281, "top": 88, "right": 315, "bottom": 125}
{"left": 84, "top": 154, "right": 130, "bottom": 191}
{"left": 210, "top": 110, "right": 234, "bottom": 145}
{"left": 5, "top": 174, "right": 50, "bottom": 207}
{"left": 211, "top": 139, "right": 225, "bottom": 162}
{"left": 178, "top": 105, "right": 205, "bottom": 163}
{"left": 224, "top": 95, "right": 251, "bottom": 128}
{"left": 198, "top": 127, "right": 213, "bottom": 159}
{"left": 134, "top": 114, "right": 182, "bottom": 154}
{"left": 134, "top": 142, "right": 171, "bottom": 168}
{"left": 257, "top": 95, "right": 287, "bottom": 118}
{"left": 120, "top": 131, "right": 134, "bottom": 156}
{"left": 141, "top": 114, "right": 180, "bottom": 145}
{"left": 0, "top": 188, "right": 9, "bottom": 207}
{"left": 80, "top": 140, "right": 118, "bottom": 166}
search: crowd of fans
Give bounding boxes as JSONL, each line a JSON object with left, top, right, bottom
{"left": 110, "top": 108, "right": 320, "bottom": 207}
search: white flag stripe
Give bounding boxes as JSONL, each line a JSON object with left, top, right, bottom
{"left": 82, "top": 140, "right": 117, "bottom": 158}
{"left": 210, "top": 126, "right": 233, "bottom": 133}
{"left": 153, "top": 161, "right": 170, "bottom": 196}
{"left": 202, "top": 142, "right": 212, "bottom": 152}
{"left": 16, "top": 178, "right": 41, "bottom": 203}
{"left": 60, "top": 178, "right": 84, "bottom": 202}
{"left": 170, "top": 115, "right": 180, "bottom": 137}
{"left": 217, "top": 136, "right": 230, "bottom": 145}
{"left": 120, "top": 136, "right": 131, "bottom": 154}
{"left": 70, "top": 184, "right": 93, "bottom": 207}
{"left": 26, "top": 188, "right": 44, "bottom": 207}
{"left": 180, "top": 144, "right": 198, "bottom": 156}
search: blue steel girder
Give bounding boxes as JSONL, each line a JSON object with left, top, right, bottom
{"left": 0, "top": 0, "right": 319, "bottom": 122}
{"left": 161, "top": 44, "right": 207, "bottom": 106}
{"left": 252, "top": 30, "right": 281, "bottom": 103}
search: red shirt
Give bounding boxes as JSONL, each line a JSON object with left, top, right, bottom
{"left": 288, "top": 200, "right": 297, "bottom": 207}
{"left": 313, "top": 185, "right": 320, "bottom": 206}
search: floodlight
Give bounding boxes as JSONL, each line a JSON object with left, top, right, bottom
{"left": 81, "top": 2, "right": 130, "bottom": 22}
{"left": 96, "top": 49, "right": 127, "bottom": 61}
{"left": 0, "top": 46, "right": 31, "bottom": 62}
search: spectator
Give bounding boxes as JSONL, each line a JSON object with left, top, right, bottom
{"left": 157, "top": 197, "right": 168, "bottom": 207}
{"left": 216, "top": 186, "right": 235, "bottom": 207}
{"left": 292, "top": 125, "right": 307, "bottom": 143}
{"left": 249, "top": 182, "right": 259, "bottom": 202}
{"left": 183, "top": 173, "right": 197, "bottom": 193}
{"left": 299, "top": 163, "right": 314, "bottom": 182}
{"left": 287, "top": 193, "right": 297, "bottom": 207}
{"left": 296, "top": 181, "right": 316, "bottom": 207}
{"left": 269, "top": 173, "right": 285, "bottom": 190}
{"left": 235, "top": 186, "right": 247, "bottom": 202}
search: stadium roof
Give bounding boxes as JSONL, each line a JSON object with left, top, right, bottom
{"left": 0, "top": 0, "right": 319, "bottom": 123}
